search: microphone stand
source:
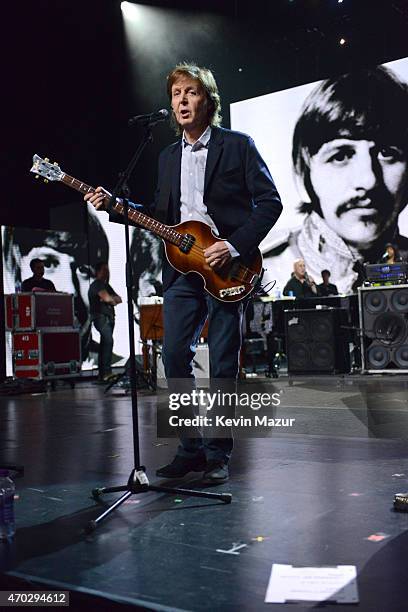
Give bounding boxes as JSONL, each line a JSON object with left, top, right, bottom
{"left": 85, "top": 122, "right": 231, "bottom": 533}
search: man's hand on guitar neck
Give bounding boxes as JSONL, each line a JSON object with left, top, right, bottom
{"left": 84, "top": 186, "right": 111, "bottom": 210}
{"left": 204, "top": 241, "right": 232, "bottom": 272}
{"left": 85, "top": 187, "right": 232, "bottom": 272}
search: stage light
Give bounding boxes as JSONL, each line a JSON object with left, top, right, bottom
{"left": 121, "top": 1, "right": 140, "bottom": 21}
{"left": 339, "top": 37, "right": 346, "bottom": 45}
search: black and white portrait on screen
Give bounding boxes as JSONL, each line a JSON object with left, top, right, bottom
{"left": 230, "top": 57, "right": 408, "bottom": 294}
{"left": 2, "top": 205, "right": 164, "bottom": 375}
{"left": 2, "top": 214, "right": 110, "bottom": 373}
{"left": 130, "top": 228, "right": 163, "bottom": 305}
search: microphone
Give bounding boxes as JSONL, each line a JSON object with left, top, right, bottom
{"left": 381, "top": 251, "right": 389, "bottom": 262}
{"left": 128, "top": 109, "right": 169, "bottom": 127}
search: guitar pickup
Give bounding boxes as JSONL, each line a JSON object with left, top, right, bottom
{"left": 179, "top": 233, "right": 195, "bottom": 253}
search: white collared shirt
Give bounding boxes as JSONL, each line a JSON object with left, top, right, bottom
{"left": 180, "top": 126, "right": 238, "bottom": 257}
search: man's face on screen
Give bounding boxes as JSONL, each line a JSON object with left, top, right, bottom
{"left": 138, "top": 269, "right": 162, "bottom": 298}
{"left": 21, "top": 246, "right": 92, "bottom": 308}
{"left": 309, "top": 138, "right": 408, "bottom": 248}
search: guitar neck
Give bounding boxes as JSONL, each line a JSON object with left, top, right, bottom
{"left": 60, "top": 173, "right": 181, "bottom": 245}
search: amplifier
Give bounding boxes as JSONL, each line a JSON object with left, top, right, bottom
{"left": 5, "top": 293, "right": 75, "bottom": 331}
{"left": 12, "top": 329, "right": 81, "bottom": 380}
{"left": 358, "top": 284, "right": 408, "bottom": 373}
{"left": 285, "top": 308, "right": 350, "bottom": 374}
{"left": 364, "top": 262, "right": 408, "bottom": 284}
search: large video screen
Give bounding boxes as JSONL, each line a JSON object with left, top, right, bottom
{"left": 2, "top": 205, "right": 162, "bottom": 376}
{"left": 231, "top": 57, "right": 408, "bottom": 294}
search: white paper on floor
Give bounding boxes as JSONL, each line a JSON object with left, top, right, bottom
{"left": 265, "top": 564, "right": 358, "bottom": 604}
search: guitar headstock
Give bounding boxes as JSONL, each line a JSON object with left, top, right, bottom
{"left": 30, "top": 154, "right": 63, "bottom": 182}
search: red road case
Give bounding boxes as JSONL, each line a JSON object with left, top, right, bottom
{"left": 12, "top": 329, "right": 81, "bottom": 380}
{"left": 5, "top": 293, "right": 74, "bottom": 331}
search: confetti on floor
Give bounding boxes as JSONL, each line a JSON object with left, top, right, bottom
{"left": 252, "top": 536, "right": 267, "bottom": 542}
{"left": 365, "top": 533, "right": 390, "bottom": 542}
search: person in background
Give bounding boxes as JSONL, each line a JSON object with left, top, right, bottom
{"left": 380, "top": 243, "right": 403, "bottom": 264}
{"left": 21, "top": 258, "right": 56, "bottom": 292}
{"left": 283, "top": 258, "right": 317, "bottom": 298}
{"left": 88, "top": 262, "right": 122, "bottom": 382}
{"left": 317, "top": 269, "right": 338, "bottom": 297}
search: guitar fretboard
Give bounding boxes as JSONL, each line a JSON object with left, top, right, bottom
{"left": 61, "top": 173, "right": 182, "bottom": 245}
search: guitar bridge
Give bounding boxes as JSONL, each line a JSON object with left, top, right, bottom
{"left": 219, "top": 285, "right": 245, "bottom": 298}
{"left": 179, "top": 233, "right": 195, "bottom": 254}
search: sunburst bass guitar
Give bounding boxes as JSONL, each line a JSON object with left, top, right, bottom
{"left": 30, "top": 154, "right": 263, "bottom": 302}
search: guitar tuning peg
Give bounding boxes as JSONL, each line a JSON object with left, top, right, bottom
{"left": 53, "top": 161, "right": 58, "bottom": 165}
{"left": 44, "top": 179, "right": 49, "bottom": 184}
{"left": 44, "top": 157, "right": 49, "bottom": 162}
{"left": 35, "top": 175, "right": 39, "bottom": 179}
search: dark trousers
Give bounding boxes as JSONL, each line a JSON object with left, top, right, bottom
{"left": 162, "top": 274, "right": 244, "bottom": 463}
{"left": 93, "top": 314, "right": 115, "bottom": 378}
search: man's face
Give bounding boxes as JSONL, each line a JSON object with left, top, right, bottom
{"left": 309, "top": 138, "right": 407, "bottom": 248}
{"left": 171, "top": 75, "right": 209, "bottom": 134}
{"left": 294, "top": 260, "right": 306, "bottom": 278}
{"left": 322, "top": 272, "right": 330, "bottom": 284}
{"left": 97, "top": 264, "right": 109, "bottom": 282}
{"left": 32, "top": 261, "right": 45, "bottom": 277}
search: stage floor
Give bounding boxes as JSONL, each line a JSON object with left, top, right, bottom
{"left": 1, "top": 375, "right": 408, "bottom": 611}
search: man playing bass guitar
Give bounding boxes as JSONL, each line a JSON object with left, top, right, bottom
{"left": 86, "top": 62, "right": 282, "bottom": 484}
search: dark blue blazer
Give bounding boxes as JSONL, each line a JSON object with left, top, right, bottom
{"left": 112, "top": 126, "right": 283, "bottom": 291}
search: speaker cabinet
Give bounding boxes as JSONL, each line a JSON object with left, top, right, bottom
{"left": 285, "top": 308, "right": 350, "bottom": 374}
{"left": 359, "top": 285, "right": 408, "bottom": 373}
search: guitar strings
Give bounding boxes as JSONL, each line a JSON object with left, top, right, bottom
{"left": 188, "top": 243, "right": 259, "bottom": 280}
{"left": 78, "top": 189, "right": 257, "bottom": 283}
{"left": 178, "top": 242, "right": 255, "bottom": 280}
{"left": 118, "top": 198, "right": 259, "bottom": 281}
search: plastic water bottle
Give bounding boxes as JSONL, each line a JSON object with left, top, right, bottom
{"left": 15, "top": 280, "right": 21, "bottom": 293}
{"left": 0, "top": 470, "right": 16, "bottom": 541}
